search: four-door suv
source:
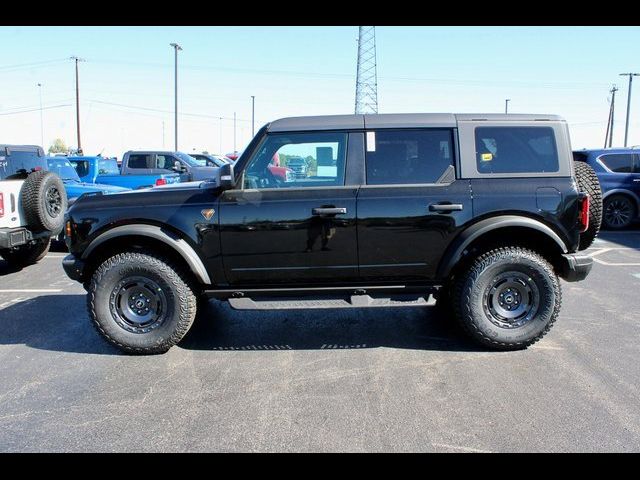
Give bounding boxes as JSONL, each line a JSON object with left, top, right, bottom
{"left": 1, "top": 145, "right": 67, "bottom": 267}
{"left": 573, "top": 148, "right": 639, "bottom": 229}
{"left": 62, "top": 114, "right": 599, "bottom": 354}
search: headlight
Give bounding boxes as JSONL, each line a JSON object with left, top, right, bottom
{"left": 285, "top": 170, "right": 294, "bottom": 182}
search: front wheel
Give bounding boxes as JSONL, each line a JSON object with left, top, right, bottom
{"left": 88, "top": 251, "right": 198, "bottom": 354}
{"left": 453, "top": 247, "right": 561, "bottom": 350}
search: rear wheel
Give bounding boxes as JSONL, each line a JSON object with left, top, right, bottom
{"left": 603, "top": 194, "right": 636, "bottom": 230}
{"left": 87, "top": 251, "right": 198, "bottom": 354}
{"left": 452, "top": 247, "right": 561, "bottom": 350}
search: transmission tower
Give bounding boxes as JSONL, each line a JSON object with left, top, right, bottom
{"left": 355, "top": 26, "right": 378, "bottom": 114}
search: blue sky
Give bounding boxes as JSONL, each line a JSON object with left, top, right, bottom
{"left": 1, "top": 26, "right": 639, "bottom": 156}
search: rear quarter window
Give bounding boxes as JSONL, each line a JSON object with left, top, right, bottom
{"left": 475, "top": 126, "right": 559, "bottom": 174}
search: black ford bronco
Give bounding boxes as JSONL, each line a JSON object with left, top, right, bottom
{"left": 62, "top": 114, "right": 601, "bottom": 354}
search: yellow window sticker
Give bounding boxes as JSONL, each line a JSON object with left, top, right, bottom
{"left": 480, "top": 153, "right": 493, "bottom": 162}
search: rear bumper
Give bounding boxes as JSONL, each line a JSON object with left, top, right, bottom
{"left": 0, "top": 227, "right": 30, "bottom": 248}
{"left": 559, "top": 252, "right": 593, "bottom": 282}
{"left": 62, "top": 254, "right": 85, "bottom": 282}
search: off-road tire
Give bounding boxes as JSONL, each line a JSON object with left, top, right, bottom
{"left": 0, "top": 237, "right": 51, "bottom": 267}
{"left": 574, "top": 161, "right": 602, "bottom": 250}
{"left": 21, "top": 171, "right": 67, "bottom": 234}
{"left": 87, "top": 251, "right": 198, "bottom": 354}
{"left": 452, "top": 247, "right": 561, "bottom": 350}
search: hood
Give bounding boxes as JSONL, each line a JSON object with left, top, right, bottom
{"left": 189, "top": 166, "right": 220, "bottom": 181}
{"left": 81, "top": 182, "right": 130, "bottom": 193}
{"left": 65, "top": 182, "right": 130, "bottom": 199}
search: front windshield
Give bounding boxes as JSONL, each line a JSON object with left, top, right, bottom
{"left": 47, "top": 158, "right": 81, "bottom": 181}
{"left": 176, "top": 152, "right": 206, "bottom": 167}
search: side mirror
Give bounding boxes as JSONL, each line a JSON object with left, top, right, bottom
{"left": 220, "top": 162, "right": 235, "bottom": 190}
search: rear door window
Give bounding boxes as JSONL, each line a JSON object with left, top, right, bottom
{"left": 127, "top": 154, "right": 150, "bottom": 169}
{"left": 365, "top": 129, "right": 454, "bottom": 185}
{"left": 475, "top": 127, "right": 559, "bottom": 174}
{"left": 599, "top": 153, "right": 634, "bottom": 173}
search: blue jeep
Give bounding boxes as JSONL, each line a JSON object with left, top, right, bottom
{"left": 573, "top": 148, "right": 640, "bottom": 229}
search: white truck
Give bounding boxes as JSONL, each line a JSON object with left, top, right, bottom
{"left": 0, "top": 145, "right": 67, "bottom": 268}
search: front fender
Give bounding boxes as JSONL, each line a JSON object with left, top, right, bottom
{"left": 81, "top": 224, "right": 212, "bottom": 285}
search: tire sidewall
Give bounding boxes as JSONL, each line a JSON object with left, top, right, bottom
{"left": 90, "top": 257, "right": 185, "bottom": 352}
{"left": 463, "top": 251, "right": 558, "bottom": 346}
{"left": 36, "top": 174, "right": 66, "bottom": 232}
{"left": 603, "top": 194, "right": 635, "bottom": 230}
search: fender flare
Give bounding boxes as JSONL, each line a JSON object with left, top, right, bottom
{"left": 81, "top": 224, "right": 212, "bottom": 285}
{"left": 436, "top": 215, "right": 568, "bottom": 279}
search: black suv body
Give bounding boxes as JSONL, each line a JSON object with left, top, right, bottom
{"left": 62, "top": 114, "right": 596, "bottom": 354}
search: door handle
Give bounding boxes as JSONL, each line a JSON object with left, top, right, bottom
{"left": 429, "top": 203, "right": 464, "bottom": 212}
{"left": 312, "top": 207, "right": 347, "bottom": 216}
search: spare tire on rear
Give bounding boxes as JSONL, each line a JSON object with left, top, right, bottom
{"left": 20, "top": 170, "right": 67, "bottom": 235}
{"left": 574, "top": 161, "right": 602, "bottom": 250}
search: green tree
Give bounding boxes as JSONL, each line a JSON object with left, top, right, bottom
{"left": 48, "top": 138, "right": 68, "bottom": 155}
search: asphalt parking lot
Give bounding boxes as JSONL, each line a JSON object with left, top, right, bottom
{"left": 1, "top": 231, "right": 639, "bottom": 452}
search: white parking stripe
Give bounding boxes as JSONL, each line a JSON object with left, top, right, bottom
{"left": 0, "top": 289, "right": 62, "bottom": 293}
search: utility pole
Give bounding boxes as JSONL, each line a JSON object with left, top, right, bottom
{"left": 233, "top": 112, "right": 237, "bottom": 153}
{"left": 619, "top": 73, "right": 639, "bottom": 147}
{"left": 70, "top": 57, "right": 85, "bottom": 152}
{"left": 37, "top": 83, "right": 44, "bottom": 146}
{"left": 162, "top": 120, "right": 165, "bottom": 149}
{"left": 219, "top": 117, "right": 223, "bottom": 154}
{"left": 505, "top": 99, "right": 511, "bottom": 114}
{"left": 251, "top": 96, "right": 255, "bottom": 136}
{"left": 170, "top": 43, "right": 182, "bottom": 151}
{"left": 604, "top": 85, "right": 618, "bottom": 148}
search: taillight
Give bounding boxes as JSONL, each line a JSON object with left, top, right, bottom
{"left": 155, "top": 178, "right": 167, "bottom": 186}
{"left": 65, "top": 220, "right": 72, "bottom": 238}
{"left": 578, "top": 194, "right": 590, "bottom": 233}
{"left": 0, "top": 192, "right": 4, "bottom": 217}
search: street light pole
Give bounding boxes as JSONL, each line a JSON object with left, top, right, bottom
{"left": 233, "top": 111, "right": 237, "bottom": 153}
{"left": 505, "top": 99, "right": 511, "bottom": 114}
{"left": 219, "top": 117, "right": 223, "bottom": 154}
{"left": 37, "top": 83, "right": 44, "bottom": 147}
{"left": 619, "top": 73, "right": 640, "bottom": 147}
{"left": 170, "top": 43, "right": 182, "bottom": 151}
{"left": 251, "top": 96, "right": 255, "bottom": 136}
{"left": 70, "top": 57, "right": 85, "bottom": 152}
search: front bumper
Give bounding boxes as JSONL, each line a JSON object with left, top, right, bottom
{"left": 62, "top": 254, "right": 85, "bottom": 282}
{"left": 559, "top": 252, "right": 593, "bottom": 282}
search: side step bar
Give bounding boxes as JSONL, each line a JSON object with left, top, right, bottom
{"left": 228, "top": 294, "right": 436, "bottom": 310}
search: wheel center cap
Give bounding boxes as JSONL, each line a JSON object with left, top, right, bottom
{"left": 134, "top": 299, "right": 146, "bottom": 309}
{"left": 505, "top": 294, "right": 514, "bottom": 304}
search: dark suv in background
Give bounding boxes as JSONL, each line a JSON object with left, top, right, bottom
{"left": 574, "top": 148, "right": 640, "bottom": 229}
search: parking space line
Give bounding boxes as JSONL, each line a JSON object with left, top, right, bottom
{"left": 432, "top": 443, "right": 493, "bottom": 453}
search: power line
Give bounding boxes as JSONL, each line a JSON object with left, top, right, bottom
{"left": 0, "top": 104, "right": 71, "bottom": 116}
{"left": 0, "top": 58, "right": 68, "bottom": 72}
{"left": 87, "top": 100, "right": 253, "bottom": 121}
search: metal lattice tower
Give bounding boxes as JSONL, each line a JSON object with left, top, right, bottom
{"left": 355, "top": 26, "right": 378, "bottom": 114}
